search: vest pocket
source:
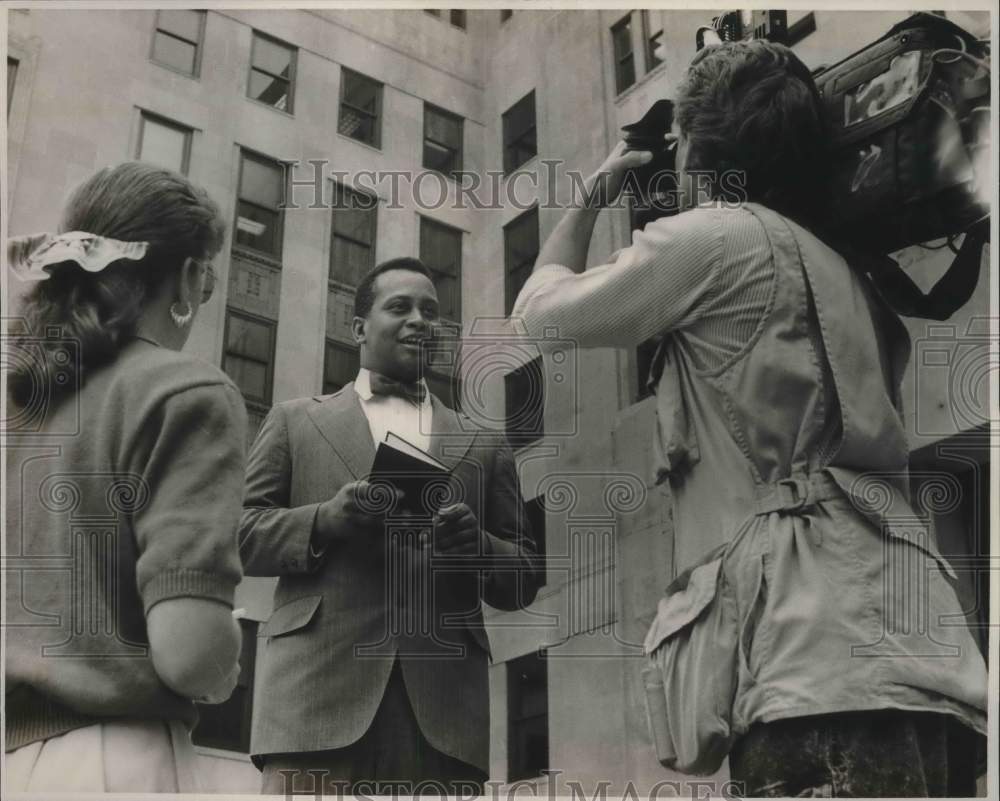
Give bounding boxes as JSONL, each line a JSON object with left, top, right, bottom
{"left": 642, "top": 557, "right": 740, "bottom": 775}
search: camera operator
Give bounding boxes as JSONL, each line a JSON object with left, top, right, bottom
{"left": 510, "top": 40, "right": 986, "bottom": 797}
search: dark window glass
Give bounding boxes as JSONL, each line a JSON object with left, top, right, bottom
{"left": 223, "top": 311, "right": 275, "bottom": 404}
{"left": 504, "top": 207, "right": 539, "bottom": 315}
{"left": 339, "top": 69, "right": 382, "bottom": 148}
{"left": 152, "top": 9, "right": 204, "bottom": 76}
{"left": 323, "top": 340, "right": 361, "bottom": 395}
{"left": 507, "top": 650, "right": 548, "bottom": 781}
{"left": 643, "top": 10, "right": 664, "bottom": 70}
{"left": 7, "top": 57, "right": 18, "bottom": 116}
{"left": 192, "top": 618, "right": 257, "bottom": 752}
{"left": 505, "top": 356, "right": 543, "bottom": 447}
{"left": 249, "top": 32, "right": 295, "bottom": 113}
{"left": 419, "top": 217, "right": 462, "bottom": 323}
{"left": 450, "top": 10, "right": 467, "bottom": 29}
{"left": 137, "top": 112, "right": 192, "bottom": 174}
{"left": 424, "top": 9, "right": 441, "bottom": 17}
{"left": 612, "top": 15, "right": 635, "bottom": 94}
{"left": 502, "top": 90, "right": 537, "bottom": 173}
{"left": 501, "top": 10, "right": 513, "bottom": 23}
{"left": 787, "top": 12, "right": 817, "bottom": 46}
{"left": 236, "top": 151, "right": 284, "bottom": 258}
{"left": 424, "top": 104, "right": 464, "bottom": 176}
{"left": 330, "top": 186, "right": 377, "bottom": 287}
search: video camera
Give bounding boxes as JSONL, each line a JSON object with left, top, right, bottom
{"left": 624, "top": 11, "right": 991, "bottom": 320}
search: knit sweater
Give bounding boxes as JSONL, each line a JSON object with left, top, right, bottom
{"left": 4, "top": 337, "right": 246, "bottom": 751}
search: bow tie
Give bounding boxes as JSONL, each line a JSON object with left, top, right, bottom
{"left": 368, "top": 372, "right": 427, "bottom": 405}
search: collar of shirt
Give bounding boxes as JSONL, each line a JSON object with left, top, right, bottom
{"left": 353, "top": 368, "right": 433, "bottom": 453}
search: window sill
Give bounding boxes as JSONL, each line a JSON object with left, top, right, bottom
{"left": 245, "top": 95, "right": 295, "bottom": 119}
{"left": 150, "top": 59, "right": 201, "bottom": 81}
{"left": 336, "top": 131, "right": 383, "bottom": 154}
{"left": 614, "top": 60, "right": 668, "bottom": 104}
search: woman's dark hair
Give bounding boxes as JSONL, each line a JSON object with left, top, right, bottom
{"left": 8, "top": 162, "right": 226, "bottom": 409}
{"left": 675, "top": 39, "right": 830, "bottom": 227}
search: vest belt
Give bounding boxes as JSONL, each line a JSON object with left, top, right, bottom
{"left": 754, "top": 472, "right": 843, "bottom": 515}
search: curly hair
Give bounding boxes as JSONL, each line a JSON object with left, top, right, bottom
{"left": 8, "top": 162, "right": 226, "bottom": 410}
{"left": 675, "top": 39, "right": 830, "bottom": 228}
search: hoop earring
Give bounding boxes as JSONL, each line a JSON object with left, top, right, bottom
{"left": 170, "top": 301, "right": 193, "bottom": 328}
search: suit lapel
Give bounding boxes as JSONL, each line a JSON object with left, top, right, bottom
{"left": 306, "top": 384, "right": 375, "bottom": 479}
{"left": 428, "top": 396, "right": 477, "bottom": 471}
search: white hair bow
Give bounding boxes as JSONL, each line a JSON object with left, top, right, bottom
{"left": 6, "top": 231, "right": 149, "bottom": 281}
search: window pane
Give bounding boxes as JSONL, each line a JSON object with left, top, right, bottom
{"left": 332, "top": 202, "right": 373, "bottom": 244}
{"left": 503, "top": 92, "right": 536, "bottom": 172}
{"left": 224, "top": 355, "right": 268, "bottom": 400}
{"left": 648, "top": 31, "right": 664, "bottom": 69}
{"left": 426, "top": 108, "right": 461, "bottom": 149}
{"left": 157, "top": 9, "right": 202, "bottom": 43}
{"left": 323, "top": 342, "right": 360, "bottom": 393}
{"left": 420, "top": 220, "right": 461, "bottom": 277}
{"left": 330, "top": 238, "right": 371, "bottom": 286}
{"left": 450, "top": 10, "right": 466, "bottom": 29}
{"left": 152, "top": 32, "right": 197, "bottom": 74}
{"left": 249, "top": 70, "right": 290, "bottom": 110}
{"left": 424, "top": 140, "right": 457, "bottom": 174}
{"left": 342, "top": 71, "right": 379, "bottom": 114}
{"left": 252, "top": 35, "right": 293, "bottom": 77}
{"left": 339, "top": 106, "right": 376, "bottom": 144}
{"left": 236, "top": 202, "right": 279, "bottom": 255}
{"left": 240, "top": 156, "right": 283, "bottom": 209}
{"left": 430, "top": 273, "right": 459, "bottom": 322}
{"left": 501, "top": 10, "right": 512, "bottom": 22}
{"left": 138, "top": 116, "right": 188, "bottom": 173}
{"left": 227, "top": 314, "right": 272, "bottom": 360}
{"left": 612, "top": 17, "right": 632, "bottom": 61}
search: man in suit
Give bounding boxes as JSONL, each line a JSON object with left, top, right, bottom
{"left": 239, "top": 257, "right": 542, "bottom": 795}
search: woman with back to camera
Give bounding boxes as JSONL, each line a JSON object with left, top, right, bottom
{"left": 511, "top": 40, "right": 987, "bottom": 797}
{"left": 5, "top": 162, "right": 246, "bottom": 792}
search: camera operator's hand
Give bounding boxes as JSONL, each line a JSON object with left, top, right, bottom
{"left": 586, "top": 141, "right": 653, "bottom": 208}
{"left": 315, "top": 480, "right": 402, "bottom": 547}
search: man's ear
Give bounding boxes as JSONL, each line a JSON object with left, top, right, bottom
{"left": 351, "top": 316, "right": 366, "bottom": 345}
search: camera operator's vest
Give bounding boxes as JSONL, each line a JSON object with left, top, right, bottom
{"left": 642, "top": 202, "right": 986, "bottom": 775}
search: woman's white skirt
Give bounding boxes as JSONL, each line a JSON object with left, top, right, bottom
{"left": 5, "top": 718, "right": 200, "bottom": 793}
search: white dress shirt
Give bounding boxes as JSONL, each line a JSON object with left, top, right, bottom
{"left": 353, "top": 368, "right": 433, "bottom": 453}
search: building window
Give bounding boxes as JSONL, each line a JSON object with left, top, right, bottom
{"left": 504, "top": 207, "right": 539, "bottom": 316}
{"left": 339, "top": 69, "right": 383, "bottom": 148}
{"left": 151, "top": 9, "right": 205, "bottom": 76}
{"left": 507, "top": 650, "right": 548, "bottom": 782}
{"left": 424, "top": 104, "right": 464, "bottom": 177}
{"left": 450, "top": 10, "right": 467, "bottom": 29}
{"left": 787, "top": 12, "right": 817, "bottom": 46}
{"left": 419, "top": 217, "right": 462, "bottom": 323}
{"left": 642, "top": 10, "right": 664, "bottom": 70}
{"left": 612, "top": 14, "right": 636, "bottom": 94}
{"left": 248, "top": 31, "right": 296, "bottom": 113}
{"left": 223, "top": 310, "right": 276, "bottom": 405}
{"left": 236, "top": 150, "right": 285, "bottom": 259}
{"left": 505, "top": 357, "right": 543, "bottom": 447}
{"left": 330, "top": 185, "right": 377, "bottom": 287}
{"left": 136, "top": 111, "right": 192, "bottom": 175}
{"left": 502, "top": 90, "right": 537, "bottom": 174}
{"left": 500, "top": 10, "right": 513, "bottom": 23}
{"left": 192, "top": 618, "right": 257, "bottom": 752}
{"left": 424, "top": 9, "right": 441, "bottom": 17}
{"left": 323, "top": 340, "right": 360, "bottom": 395}
{"left": 7, "top": 57, "right": 18, "bottom": 116}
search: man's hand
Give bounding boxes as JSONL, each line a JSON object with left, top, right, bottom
{"left": 315, "top": 480, "right": 401, "bottom": 546}
{"left": 432, "top": 503, "right": 490, "bottom": 556}
{"left": 586, "top": 140, "right": 653, "bottom": 208}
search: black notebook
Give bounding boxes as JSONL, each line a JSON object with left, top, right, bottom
{"left": 368, "top": 432, "right": 451, "bottom": 515}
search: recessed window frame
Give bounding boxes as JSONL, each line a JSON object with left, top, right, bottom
{"left": 339, "top": 68, "right": 384, "bottom": 150}
{"left": 222, "top": 308, "right": 277, "bottom": 407}
{"left": 329, "top": 184, "right": 378, "bottom": 288}
{"left": 502, "top": 90, "right": 537, "bottom": 174}
{"left": 247, "top": 30, "right": 297, "bottom": 115}
{"left": 322, "top": 339, "right": 361, "bottom": 395}
{"left": 150, "top": 9, "right": 206, "bottom": 78}
{"left": 450, "top": 10, "right": 467, "bottom": 29}
{"left": 135, "top": 110, "right": 193, "bottom": 175}
{"left": 7, "top": 57, "right": 19, "bottom": 116}
{"left": 423, "top": 103, "right": 464, "bottom": 178}
{"left": 611, "top": 13, "right": 636, "bottom": 95}
{"left": 235, "top": 148, "right": 286, "bottom": 261}
{"left": 500, "top": 10, "right": 513, "bottom": 23}
{"left": 418, "top": 215, "right": 463, "bottom": 325}
{"left": 504, "top": 206, "right": 539, "bottom": 316}
{"left": 641, "top": 10, "right": 664, "bottom": 72}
